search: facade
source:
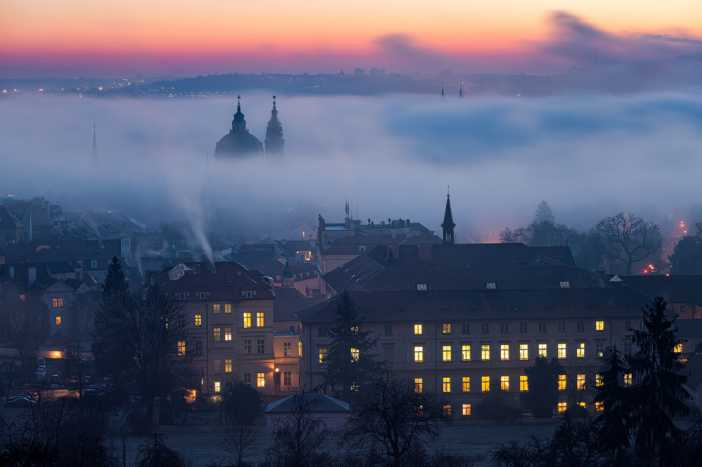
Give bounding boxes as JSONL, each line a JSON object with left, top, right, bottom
{"left": 300, "top": 288, "right": 648, "bottom": 417}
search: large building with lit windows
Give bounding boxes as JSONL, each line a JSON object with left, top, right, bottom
{"left": 154, "top": 262, "right": 303, "bottom": 398}
{"left": 299, "top": 287, "right": 649, "bottom": 417}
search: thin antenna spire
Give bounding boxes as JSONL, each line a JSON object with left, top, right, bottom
{"left": 91, "top": 121, "right": 98, "bottom": 162}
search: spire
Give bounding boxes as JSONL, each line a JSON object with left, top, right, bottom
{"left": 458, "top": 81, "right": 464, "bottom": 98}
{"left": 265, "top": 95, "right": 285, "bottom": 155}
{"left": 91, "top": 121, "right": 98, "bottom": 161}
{"left": 441, "top": 86, "right": 445, "bottom": 97}
{"left": 232, "top": 95, "right": 246, "bottom": 132}
{"left": 441, "top": 191, "right": 455, "bottom": 245}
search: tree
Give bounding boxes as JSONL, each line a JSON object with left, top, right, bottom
{"left": 593, "top": 347, "right": 632, "bottom": 466}
{"left": 2, "top": 286, "right": 48, "bottom": 380}
{"left": 344, "top": 374, "right": 442, "bottom": 467}
{"left": 221, "top": 382, "right": 263, "bottom": 467}
{"left": 669, "top": 223, "right": 702, "bottom": 274}
{"left": 323, "top": 292, "right": 380, "bottom": 400}
{"left": 268, "top": 394, "right": 330, "bottom": 467}
{"left": 627, "top": 297, "right": 690, "bottom": 466}
{"left": 522, "top": 357, "right": 562, "bottom": 418}
{"left": 135, "top": 434, "right": 186, "bottom": 467}
{"left": 596, "top": 213, "right": 662, "bottom": 275}
{"left": 534, "top": 201, "right": 555, "bottom": 224}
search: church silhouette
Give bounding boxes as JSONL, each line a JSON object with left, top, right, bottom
{"left": 215, "top": 96, "right": 284, "bottom": 158}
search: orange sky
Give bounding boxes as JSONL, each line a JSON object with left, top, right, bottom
{"left": 2, "top": 0, "right": 701, "bottom": 75}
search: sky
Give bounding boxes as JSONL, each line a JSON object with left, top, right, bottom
{"left": 2, "top": 1, "right": 702, "bottom": 76}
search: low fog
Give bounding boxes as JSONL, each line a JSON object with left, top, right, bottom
{"left": 1, "top": 93, "right": 701, "bottom": 242}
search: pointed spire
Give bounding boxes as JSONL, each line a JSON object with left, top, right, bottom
{"left": 232, "top": 95, "right": 246, "bottom": 132}
{"left": 458, "top": 81, "right": 464, "bottom": 98}
{"left": 265, "top": 95, "right": 285, "bottom": 155}
{"left": 91, "top": 121, "right": 98, "bottom": 161}
{"left": 441, "top": 86, "right": 445, "bottom": 97}
{"left": 442, "top": 191, "right": 455, "bottom": 245}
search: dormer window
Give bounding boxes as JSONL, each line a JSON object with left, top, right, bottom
{"left": 559, "top": 281, "right": 571, "bottom": 289}
{"left": 416, "top": 283, "right": 428, "bottom": 292}
{"left": 486, "top": 282, "right": 497, "bottom": 290}
{"left": 241, "top": 290, "right": 257, "bottom": 299}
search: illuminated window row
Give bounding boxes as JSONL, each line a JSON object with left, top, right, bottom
{"left": 441, "top": 403, "right": 473, "bottom": 417}
{"left": 413, "top": 320, "right": 607, "bottom": 336}
{"left": 433, "top": 375, "right": 530, "bottom": 394}
{"left": 415, "top": 342, "right": 587, "bottom": 363}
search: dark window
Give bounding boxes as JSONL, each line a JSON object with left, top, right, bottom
{"left": 244, "top": 339, "right": 252, "bottom": 354}
{"left": 577, "top": 320, "right": 584, "bottom": 332}
{"left": 257, "top": 339, "right": 265, "bottom": 354}
{"left": 538, "top": 322, "right": 547, "bottom": 333}
{"left": 462, "top": 322, "right": 471, "bottom": 335}
{"left": 519, "top": 321, "right": 527, "bottom": 333}
{"left": 384, "top": 324, "right": 393, "bottom": 336}
{"left": 558, "top": 320, "right": 566, "bottom": 332}
{"left": 481, "top": 323, "right": 489, "bottom": 334}
{"left": 500, "top": 323, "right": 509, "bottom": 335}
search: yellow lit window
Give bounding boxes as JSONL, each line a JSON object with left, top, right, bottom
{"left": 224, "top": 327, "right": 232, "bottom": 342}
{"left": 481, "top": 376, "right": 490, "bottom": 393}
{"left": 519, "top": 343, "right": 529, "bottom": 361}
{"left": 461, "top": 403, "right": 472, "bottom": 416}
{"left": 623, "top": 372, "right": 633, "bottom": 386}
{"left": 256, "top": 311, "right": 265, "bottom": 327}
{"left": 595, "top": 373, "right": 603, "bottom": 387}
{"left": 462, "top": 376, "right": 471, "bottom": 393}
{"left": 413, "top": 323, "right": 423, "bottom": 335}
{"left": 55, "top": 315, "right": 62, "bottom": 327}
{"left": 51, "top": 297, "right": 64, "bottom": 309}
{"left": 461, "top": 344, "right": 471, "bottom": 361}
{"left": 520, "top": 375, "right": 529, "bottom": 392}
{"left": 538, "top": 343, "right": 548, "bottom": 358}
{"left": 256, "top": 372, "right": 265, "bottom": 388}
{"left": 298, "top": 341, "right": 303, "bottom": 357}
{"left": 578, "top": 401, "right": 587, "bottom": 408}
{"left": 595, "top": 401, "right": 604, "bottom": 412}
{"left": 214, "top": 380, "right": 221, "bottom": 394}
{"left": 212, "top": 303, "right": 221, "bottom": 313}
{"left": 350, "top": 347, "right": 360, "bottom": 362}
{"left": 557, "top": 342, "right": 567, "bottom": 359}
{"left": 318, "top": 347, "right": 328, "bottom": 364}
{"left": 558, "top": 374, "right": 567, "bottom": 391}
{"left": 557, "top": 401, "right": 568, "bottom": 414}
{"left": 224, "top": 359, "right": 232, "bottom": 373}
{"left": 576, "top": 342, "right": 586, "bottom": 359}
{"left": 414, "top": 377, "right": 423, "bottom": 393}
{"left": 595, "top": 320, "right": 605, "bottom": 331}
{"left": 442, "top": 345, "right": 452, "bottom": 362}
{"left": 414, "top": 345, "right": 424, "bottom": 363}
{"left": 500, "top": 344, "right": 510, "bottom": 361}
{"left": 442, "top": 376, "right": 452, "bottom": 393}
{"left": 441, "top": 322, "right": 452, "bottom": 335}
{"left": 194, "top": 313, "right": 202, "bottom": 327}
{"left": 481, "top": 344, "right": 491, "bottom": 361}
{"left": 243, "top": 312, "right": 252, "bottom": 329}
{"left": 442, "top": 404, "right": 452, "bottom": 417}
{"left": 224, "top": 303, "right": 232, "bottom": 314}
{"left": 674, "top": 343, "right": 684, "bottom": 354}
{"left": 576, "top": 374, "right": 586, "bottom": 391}
{"left": 177, "top": 340, "right": 186, "bottom": 356}
{"left": 500, "top": 375, "right": 510, "bottom": 391}
{"left": 213, "top": 327, "right": 221, "bottom": 341}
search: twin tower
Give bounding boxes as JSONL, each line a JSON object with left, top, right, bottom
{"left": 214, "top": 96, "right": 284, "bottom": 158}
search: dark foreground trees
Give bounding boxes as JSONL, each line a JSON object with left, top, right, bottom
{"left": 522, "top": 357, "right": 562, "bottom": 418}
{"left": 222, "top": 382, "right": 264, "bottom": 467}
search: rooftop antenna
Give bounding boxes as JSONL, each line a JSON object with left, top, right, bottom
{"left": 458, "top": 82, "right": 464, "bottom": 98}
{"left": 91, "top": 121, "right": 98, "bottom": 162}
{"left": 441, "top": 86, "right": 445, "bottom": 98}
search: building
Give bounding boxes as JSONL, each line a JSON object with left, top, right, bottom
{"left": 215, "top": 96, "right": 264, "bottom": 158}
{"left": 299, "top": 287, "right": 648, "bottom": 417}
{"left": 264, "top": 96, "right": 284, "bottom": 155}
{"left": 613, "top": 274, "right": 702, "bottom": 319}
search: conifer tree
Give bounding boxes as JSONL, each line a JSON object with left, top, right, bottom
{"left": 522, "top": 357, "right": 562, "bottom": 418}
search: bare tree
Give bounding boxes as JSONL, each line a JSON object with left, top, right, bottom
{"left": 268, "top": 394, "right": 329, "bottom": 467}
{"left": 596, "top": 213, "right": 662, "bottom": 275}
{"left": 221, "top": 382, "right": 263, "bottom": 467}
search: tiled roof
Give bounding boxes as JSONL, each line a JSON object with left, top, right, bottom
{"left": 618, "top": 275, "right": 702, "bottom": 305}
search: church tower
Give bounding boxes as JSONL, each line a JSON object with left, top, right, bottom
{"left": 442, "top": 192, "right": 455, "bottom": 245}
{"left": 265, "top": 96, "right": 285, "bottom": 155}
{"left": 214, "top": 95, "right": 263, "bottom": 158}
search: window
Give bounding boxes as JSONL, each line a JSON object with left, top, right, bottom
{"left": 481, "top": 376, "right": 490, "bottom": 393}
{"left": 244, "top": 339, "right": 252, "bottom": 353}
{"left": 674, "top": 343, "right": 684, "bottom": 354}
{"left": 51, "top": 297, "right": 64, "bottom": 309}
{"left": 194, "top": 313, "right": 202, "bottom": 327}
{"left": 442, "top": 376, "right": 452, "bottom": 393}
{"left": 195, "top": 340, "right": 202, "bottom": 356}
{"left": 54, "top": 314, "right": 62, "bottom": 327}
{"left": 558, "top": 374, "right": 567, "bottom": 391}
{"left": 595, "top": 401, "right": 604, "bottom": 412}
{"left": 213, "top": 327, "right": 221, "bottom": 342}
{"left": 442, "top": 345, "right": 452, "bottom": 362}
{"left": 244, "top": 373, "right": 251, "bottom": 384}
{"left": 224, "top": 303, "right": 232, "bottom": 314}
{"left": 350, "top": 325, "right": 359, "bottom": 335}
{"left": 576, "top": 374, "right": 586, "bottom": 391}
{"left": 461, "top": 344, "right": 471, "bottom": 361}
{"left": 212, "top": 303, "right": 221, "bottom": 313}
{"left": 224, "top": 359, "right": 232, "bottom": 373}
{"left": 595, "top": 320, "right": 605, "bottom": 331}
{"left": 481, "top": 344, "right": 491, "bottom": 361}
{"left": 283, "top": 371, "right": 292, "bottom": 386}
{"left": 224, "top": 327, "right": 232, "bottom": 342}
{"left": 384, "top": 324, "right": 393, "bottom": 336}
{"left": 256, "top": 311, "right": 265, "bottom": 327}
{"left": 416, "top": 283, "right": 428, "bottom": 291}
{"left": 318, "top": 346, "right": 328, "bottom": 364}
{"left": 538, "top": 322, "right": 547, "bottom": 333}
{"left": 538, "top": 343, "right": 548, "bottom": 358}
{"left": 500, "top": 376, "right": 510, "bottom": 391}
{"left": 243, "top": 312, "right": 252, "bottom": 328}
{"left": 623, "top": 372, "right": 633, "bottom": 386}
{"left": 442, "top": 404, "right": 452, "bottom": 417}
{"left": 577, "top": 320, "right": 584, "bottom": 332}
{"left": 578, "top": 401, "right": 587, "bottom": 409}
{"left": 257, "top": 339, "right": 265, "bottom": 354}
{"left": 519, "top": 321, "right": 528, "bottom": 333}
{"left": 576, "top": 342, "right": 586, "bottom": 359}
{"left": 256, "top": 372, "right": 265, "bottom": 388}
{"left": 413, "top": 323, "right": 423, "bottom": 335}
{"left": 462, "top": 376, "right": 471, "bottom": 393}
{"left": 462, "top": 322, "right": 471, "bottom": 335}
{"left": 557, "top": 401, "right": 568, "bottom": 414}
{"left": 414, "top": 345, "right": 424, "bottom": 363}
{"left": 214, "top": 380, "right": 221, "bottom": 394}
{"left": 558, "top": 320, "right": 566, "bottom": 332}
{"left": 595, "top": 373, "right": 603, "bottom": 388}
{"left": 557, "top": 342, "right": 567, "bottom": 359}
{"left": 560, "top": 281, "right": 570, "bottom": 289}
{"left": 596, "top": 341, "right": 605, "bottom": 358}
{"left": 519, "top": 343, "right": 529, "bottom": 361}
{"left": 350, "top": 347, "right": 360, "bottom": 362}
{"left": 298, "top": 341, "right": 303, "bottom": 357}
{"left": 177, "top": 340, "right": 186, "bottom": 356}
{"left": 520, "top": 375, "right": 529, "bottom": 392}
{"left": 481, "top": 323, "right": 489, "bottom": 334}
{"left": 441, "top": 322, "right": 452, "bottom": 334}
{"left": 500, "top": 344, "right": 510, "bottom": 361}
{"left": 283, "top": 342, "right": 291, "bottom": 357}
{"left": 414, "top": 377, "right": 424, "bottom": 393}
{"left": 486, "top": 281, "right": 497, "bottom": 289}
{"left": 461, "top": 403, "right": 472, "bottom": 416}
